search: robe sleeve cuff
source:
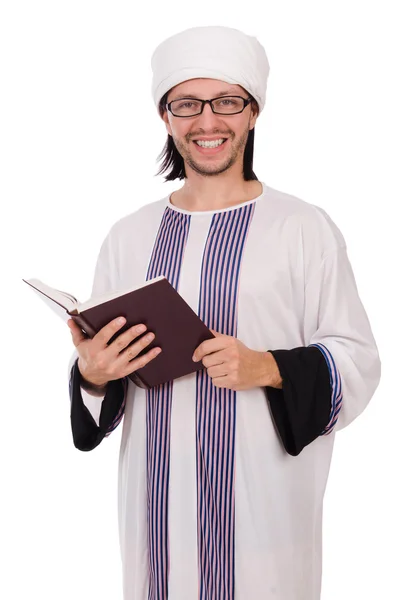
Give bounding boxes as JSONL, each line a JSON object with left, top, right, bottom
{"left": 265, "top": 346, "right": 338, "bottom": 456}
{"left": 69, "top": 359, "right": 127, "bottom": 451}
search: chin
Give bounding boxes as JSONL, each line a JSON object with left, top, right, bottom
{"left": 189, "top": 159, "right": 235, "bottom": 176}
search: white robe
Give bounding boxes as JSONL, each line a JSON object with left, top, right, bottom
{"left": 70, "top": 182, "right": 380, "bottom": 600}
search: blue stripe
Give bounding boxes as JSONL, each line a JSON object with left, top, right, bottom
{"left": 309, "top": 343, "right": 343, "bottom": 434}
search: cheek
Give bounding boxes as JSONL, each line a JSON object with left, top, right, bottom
{"left": 167, "top": 114, "right": 186, "bottom": 132}
{"left": 168, "top": 122, "right": 190, "bottom": 143}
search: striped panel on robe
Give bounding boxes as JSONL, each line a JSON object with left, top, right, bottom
{"left": 144, "top": 202, "right": 255, "bottom": 600}
{"left": 195, "top": 204, "right": 256, "bottom": 600}
{"left": 145, "top": 208, "right": 191, "bottom": 600}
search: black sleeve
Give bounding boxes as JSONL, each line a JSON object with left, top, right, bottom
{"left": 69, "top": 359, "right": 126, "bottom": 452}
{"left": 265, "top": 346, "right": 332, "bottom": 456}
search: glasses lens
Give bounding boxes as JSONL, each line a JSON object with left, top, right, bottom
{"left": 171, "top": 99, "right": 203, "bottom": 116}
{"left": 212, "top": 96, "right": 245, "bottom": 114}
{"left": 170, "top": 96, "right": 245, "bottom": 116}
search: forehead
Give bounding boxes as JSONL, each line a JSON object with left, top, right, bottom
{"left": 168, "top": 78, "right": 247, "bottom": 100}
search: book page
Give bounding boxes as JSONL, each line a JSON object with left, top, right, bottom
{"left": 29, "top": 287, "right": 75, "bottom": 323}
{"left": 23, "top": 278, "right": 78, "bottom": 314}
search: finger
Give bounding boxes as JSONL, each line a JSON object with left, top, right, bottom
{"left": 201, "top": 350, "right": 227, "bottom": 368}
{"left": 107, "top": 322, "right": 148, "bottom": 356}
{"left": 207, "top": 362, "right": 229, "bottom": 378}
{"left": 93, "top": 316, "right": 129, "bottom": 349}
{"left": 117, "top": 330, "right": 156, "bottom": 365}
{"left": 193, "top": 337, "right": 225, "bottom": 362}
{"left": 67, "top": 319, "right": 87, "bottom": 347}
{"left": 122, "top": 346, "right": 162, "bottom": 378}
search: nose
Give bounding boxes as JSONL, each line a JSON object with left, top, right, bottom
{"left": 195, "top": 101, "right": 224, "bottom": 127}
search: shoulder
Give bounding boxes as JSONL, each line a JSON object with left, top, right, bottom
{"left": 94, "top": 195, "right": 168, "bottom": 262}
{"left": 101, "top": 195, "right": 168, "bottom": 249}
{"left": 263, "top": 184, "right": 347, "bottom": 256}
{"left": 110, "top": 196, "right": 167, "bottom": 235}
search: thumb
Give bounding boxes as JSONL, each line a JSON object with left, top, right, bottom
{"left": 67, "top": 319, "right": 87, "bottom": 347}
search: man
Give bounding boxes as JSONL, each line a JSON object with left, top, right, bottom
{"left": 67, "top": 26, "right": 381, "bottom": 600}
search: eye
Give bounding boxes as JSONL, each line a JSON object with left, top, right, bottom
{"left": 213, "top": 97, "right": 240, "bottom": 109}
{"left": 175, "top": 100, "right": 199, "bottom": 110}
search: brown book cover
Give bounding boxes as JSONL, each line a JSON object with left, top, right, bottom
{"left": 23, "top": 276, "right": 215, "bottom": 390}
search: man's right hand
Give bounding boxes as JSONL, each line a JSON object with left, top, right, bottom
{"left": 67, "top": 317, "right": 162, "bottom": 391}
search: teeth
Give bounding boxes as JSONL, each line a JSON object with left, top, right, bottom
{"left": 195, "top": 138, "right": 226, "bottom": 148}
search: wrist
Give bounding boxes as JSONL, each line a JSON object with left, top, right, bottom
{"left": 80, "top": 375, "right": 108, "bottom": 396}
{"left": 77, "top": 360, "right": 108, "bottom": 395}
{"left": 258, "top": 351, "right": 283, "bottom": 389}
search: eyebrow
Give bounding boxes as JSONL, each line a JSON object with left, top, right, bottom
{"left": 170, "top": 88, "right": 240, "bottom": 101}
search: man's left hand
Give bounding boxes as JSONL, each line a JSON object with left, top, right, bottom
{"left": 192, "top": 329, "right": 282, "bottom": 391}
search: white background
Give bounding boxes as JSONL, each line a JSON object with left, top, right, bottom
{"left": 1, "top": 1, "right": 396, "bottom": 598}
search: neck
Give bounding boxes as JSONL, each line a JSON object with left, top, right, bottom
{"left": 170, "top": 169, "right": 263, "bottom": 212}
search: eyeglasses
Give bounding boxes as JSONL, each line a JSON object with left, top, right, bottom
{"left": 167, "top": 95, "right": 253, "bottom": 117}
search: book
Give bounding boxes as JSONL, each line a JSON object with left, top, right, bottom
{"left": 23, "top": 276, "right": 215, "bottom": 390}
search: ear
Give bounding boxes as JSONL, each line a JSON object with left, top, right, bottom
{"left": 249, "top": 112, "right": 258, "bottom": 131}
{"left": 249, "top": 101, "right": 259, "bottom": 131}
{"left": 161, "top": 108, "right": 173, "bottom": 137}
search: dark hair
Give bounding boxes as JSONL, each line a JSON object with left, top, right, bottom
{"left": 155, "top": 92, "right": 259, "bottom": 182}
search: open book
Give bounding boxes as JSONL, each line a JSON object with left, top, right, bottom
{"left": 23, "top": 276, "right": 215, "bottom": 390}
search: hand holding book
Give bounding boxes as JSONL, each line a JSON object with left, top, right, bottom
{"left": 67, "top": 316, "right": 162, "bottom": 393}
{"left": 23, "top": 275, "right": 215, "bottom": 389}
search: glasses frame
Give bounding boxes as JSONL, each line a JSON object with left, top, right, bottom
{"left": 167, "top": 95, "right": 253, "bottom": 118}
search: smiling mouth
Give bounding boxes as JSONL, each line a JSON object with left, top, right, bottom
{"left": 192, "top": 138, "right": 228, "bottom": 148}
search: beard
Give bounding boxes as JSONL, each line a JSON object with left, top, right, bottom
{"left": 173, "top": 125, "right": 250, "bottom": 177}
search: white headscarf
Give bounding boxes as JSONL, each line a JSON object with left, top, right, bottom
{"left": 151, "top": 26, "right": 270, "bottom": 116}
